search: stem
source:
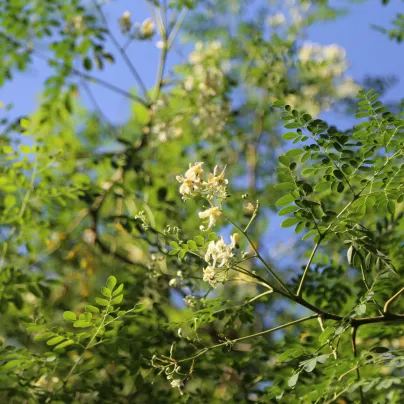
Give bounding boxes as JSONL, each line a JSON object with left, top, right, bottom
{"left": 0, "top": 31, "right": 148, "bottom": 107}
{"left": 177, "top": 315, "right": 317, "bottom": 364}
{"left": 384, "top": 286, "right": 404, "bottom": 313}
{"left": 224, "top": 214, "right": 293, "bottom": 296}
{"left": 351, "top": 327, "right": 365, "bottom": 404}
{"left": 296, "top": 242, "right": 320, "bottom": 297}
{"left": 93, "top": 1, "right": 150, "bottom": 101}
{"left": 63, "top": 309, "right": 109, "bottom": 386}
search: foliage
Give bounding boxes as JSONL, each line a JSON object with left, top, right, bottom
{"left": 0, "top": 0, "right": 403, "bottom": 403}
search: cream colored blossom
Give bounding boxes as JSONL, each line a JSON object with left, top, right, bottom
{"left": 140, "top": 18, "right": 154, "bottom": 38}
{"left": 203, "top": 266, "right": 217, "bottom": 287}
{"left": 204, "top": 237, "right": 233, "bottom": 267}
{"left": 267, "top": 12, "right": 286, "bottom": 27}
{"left": 185, "top": 162, "right": 204, "bottom": 182}
{"left": 230, "top": 233, "right": 240, "bottom": 249}
{"left": 199, "top": 206, "right": 222, "bottom": 230}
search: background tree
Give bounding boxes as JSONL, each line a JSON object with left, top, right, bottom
{"left": 0, "top": 0, "right": 403, "bottom": 402}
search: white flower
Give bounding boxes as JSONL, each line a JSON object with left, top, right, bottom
{"left": 230, "top": 233, "right": 240, "bottom": 249}
{"left": 267, "top": 12, "right": 286, "bottom": 27}
{"left": 185, "top": 162, "right": 204, "bottom": 182}
{"left": 203, "top": 265, "right": 217, "bottom": 288}
{"left": 170, "top": 378, "right": 184, "bottom": 394}
{"left": 169, "top": 278, "right": 178, "bottom": 287}
{"left": 198, "top": 206, "right": 222, "bottom": 230}
{"left": 156, "top": 40, "right": 166, "bottom": 49}
{"left": 140, "top": 18, "right": 154, "bottom": 38}
{"left": 204, "top": 237, "right": 233, "bottom": 267}
{"left": 206, "top": 165, "right": 228, "bottom": 199}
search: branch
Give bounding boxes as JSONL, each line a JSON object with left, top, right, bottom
{"left": 93, "top": 1, "right": 150, "bottom": 101}
{"left": 176, "top": 315, "right": 318, "bottom": 364}
{"left": 0, "top": 31, "right": 149, "bottom": 107}
{"left": 224, "top": 214, "right": 293, "bottom": 296}
{"left": 351, "top": 327, "right": 365, "bottom": 404}
{"left": 384, "top": 286, "right": 404, "bottom": 313}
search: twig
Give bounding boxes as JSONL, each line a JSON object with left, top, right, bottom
{"left": 351, "top": 327, "right": 365, "bottom": 404}
{"left": 224, "top": 213, "right": 293, "bottom": 296}
{"left": 92, "top": 0, "right": 150, "bottom": 101}
{"left": 384, "top": 286, "right": 404, "bottom": 313}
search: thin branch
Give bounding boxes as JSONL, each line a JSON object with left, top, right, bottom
{"left": 351, "top": 327, "right": 365, "bottom": 404}
{"left": 384, "top": 286, "right": 404, "bottom": 313}
{"left": 224, "top": 213, "right": 293, "bottom": 296}
{"left": 296, "top": 242, "right": 320, "bottom": 297}
{"left": 93, "top": 0, "right": 150, "bottom": 101}
{"left": 0, "top": 31, "right": 148, "bottom": 107}
{"left": 176, "top": 315, "right": 317, "bottom": 364}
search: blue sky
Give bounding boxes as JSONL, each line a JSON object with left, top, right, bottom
{"left": 1, "top": 0, "right": 403, "bottom": 126}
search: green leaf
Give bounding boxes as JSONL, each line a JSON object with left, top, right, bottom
{"left": 34, "top": 332, "right": 55, "bottom": 341}
{"left": 288, "top": 373, "right": 299, "bottom": 388}
{"left": 286, "top": 148, "right": 303, "bottom": 157}
{"left": 314, "top": 182, "right": 331, "bottom": 192}
{"left": 278, "top": 155, "right": 290, "bottom": 166}
{"left": 46, "top": 336, "right": 64, "bottom": 346}
{"left": 275, "top": 194, "right": 294, "bottom": 207}
{"left": 274, "top": 182, "right": 295, "bottom": 191}
{"left": 387, "top": 201, "right": 395, "bottom": 215}
{"left": 187, "top": 240, "right": 197, "bottom": 249}
{"left": 208, "top": 232, "right": 217, "bottom": 241}
{"left": 63, "top": 311, "right": 77, "bottom": 322}
{"left": 20, "top": 118, "right": 30, "bottom": 129}
{"left": 302, "top": 230, "right": 318, "bottom": 241}
{"left": 278, "top": 206, "right": 298, "bottom": 216}
{"left": 106, "top": 276, "right": 117, "bottom": 290}
{"left": 73, "top": 320, "right": 93, "bottom": 328}
{"left": 195, "top": 236, "right": 205, "bottom": 246}
{"left": 281, "top": 217, "right": 300, "bottom": 228}
{"left": 178, "top": 249, "right": 187, "bottom": 259}
{"left": 169, "top": 249, "right": 180, "bottom": 255}
{"left": 102, "top": 287, "right": 112, "bottom": 298}
{"left": 278, "top": 347, "right": 305, "bottom": 362}
{"left": 282, "top": 132, "right": 297, "bottom": 140}
{"left": 54, "top": 340, "right": 75, "bottom": 350}
{"left": 111, "top": 294, "right": 123, "bottom": 305}
{"left": 95, "top": 297, "right": 110, "bottom": 307}
{"left": 3, "top": 359, "right": 23, "bottom": 370}
{"left": 19, "top": 145, "right": 31, "bottom": 153}
{"left": 284, "top": 122, "right": 300, "bottom": 129}
{"left": 303, "top": 358, "right": 317, "bottom": 372}
{"left": 112, "top": 284, "right": 124, "bottom": 296}
{"left": 83, "top": 57, "right": 92, "bottom": 70}
{"left": 319, "top": 327, "right": 334, "bottom": 345}
{"left": 85, "top": 305, "right": 100, "bottom": 313}
{"left": 170, "top": 241, "right": 180, "bottom": 249}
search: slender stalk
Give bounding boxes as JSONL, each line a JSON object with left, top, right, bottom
{"left": 177, "top": 315, "right": 317, "bottom": 364}
{"left": 63, "top": 310, "right": 109, "bottom": 386}
{"left": 224, "top": 214, "right": 293, "bottom": 296}
{"left": 295, "top": 148, "right": 404, "bottom": 296}
{"left": 384, "top": 286, "right": 404, "bottom": 313}
{"left": 351, "top": 327, "right": 365, "bottom": 404}
{"left": 296, "top": 242, "right": 320, "bottom": 297}
{"left": 93, "top": 1, "right": 150, "bottom": 101}
{"left": 0, "top": 31, "right": 148, "bottom": 107}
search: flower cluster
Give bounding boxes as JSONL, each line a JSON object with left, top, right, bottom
{"left": 182, "top": 41, "right": 231, "bottom": 139}
{"left": 202, "top": 235, "right": 237, "bottom": 288}
{"left": 280, "top": 41, "right": 359, "bottom": 116}
{"left": 176, "top": 163, "right": 228, "bottom": 230}
{"left": 298, "top": 42, "right": 347, "bottom": 78}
